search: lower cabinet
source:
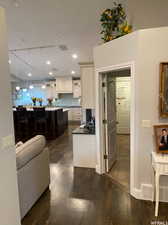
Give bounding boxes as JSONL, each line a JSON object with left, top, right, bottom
{"left": 73, "top": 134, "right": 96, "bottom": 168}
{"left": 68, "top": 108, "right": 82, "bottom": 121}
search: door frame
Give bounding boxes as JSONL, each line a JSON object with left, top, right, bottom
{"left": 102, "top": 74, "right": 117, "bottom": 172}
{"left": 95, "top": 61, "right": 135, "bottom": 196}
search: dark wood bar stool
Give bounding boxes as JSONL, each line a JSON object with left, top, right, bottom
{"left": 33, "top": 107, "right": 48, "bottom": 137}
{"left": 15, "top": 107, "right": 30, "bottom": 141}
{"left": 63, "top": 110, "right": 68, "bottom": 130}
{"left": 55, "top": 109, "right": 64, "bottom": 136}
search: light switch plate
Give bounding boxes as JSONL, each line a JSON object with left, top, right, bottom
{"left": 1, "top": 135, "right": 14, "bottom": 150}
{"left": 141, "top": 120, "right": 151, "bottom": 128}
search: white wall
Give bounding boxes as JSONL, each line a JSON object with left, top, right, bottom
{"left": 93, "top": 31, "right": 138, "bottom": 68}
{"left": 0, "top": 8, "right": 21, "bottom": 225}
{"left": 94, "top": 27, "right": 168, "bottom": 201}
{"left": 125, "top": 0, "right": 168, "bottom": 30}
{"left": 136, "top": 27, "right": 168, "bottom": 201}
{"left": 93, "top": 31, "right": 138, "bottom": 197}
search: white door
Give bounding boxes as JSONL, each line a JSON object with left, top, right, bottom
{"left": 103, "top": 75, "right": 117, "bottom": 172}
{"left": 116, "top": 77, "right": 131, "bottom": 134}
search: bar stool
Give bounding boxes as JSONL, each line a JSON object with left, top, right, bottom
{"left": 55, "top": 109, "right": 64, "bottom": 136}
{"left": 33, "top": 107, "right": 48, "bottom": 137}
{"left": 16, "top": 107, "right": 30, "bottom": 141}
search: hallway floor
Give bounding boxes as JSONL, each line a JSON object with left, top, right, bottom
{"left": 107, "top": 135, "right": 130, "bottom": 192}
{"left": 22, "top": 126, "right": 168, "bottom": 225}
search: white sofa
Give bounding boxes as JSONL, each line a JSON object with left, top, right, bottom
{"left": 16, "top": 135, "right": 50, "bottom": 219}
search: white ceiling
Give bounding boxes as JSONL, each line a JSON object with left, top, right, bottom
{"left": 0, "top": 0, "right": 124, "bottom": 80}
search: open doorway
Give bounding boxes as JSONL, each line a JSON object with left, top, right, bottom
{"left": 102, "top": 69, "right": 131, "bottom": 192}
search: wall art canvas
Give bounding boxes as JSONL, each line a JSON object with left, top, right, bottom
{"left": 159, "top": 62, "right": 168, "bottom": 117}
{"left": 154, "top": 125, "right": 168, "bottom": 153}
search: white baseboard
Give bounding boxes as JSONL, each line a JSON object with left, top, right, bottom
{"left": 95, "top": 164, "right": 103, "bottom": 174}
{"left": 131, "top": 187, "right": 142, "bottom": 200}
{"left": 132, "top": 184, "right": 168, "bottom": 202}
{"left": 95, "top": 168, "right": 168, "bottom": 203}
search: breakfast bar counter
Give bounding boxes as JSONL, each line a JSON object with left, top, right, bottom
{"left": 13, "top": 107, "right": 69, "bottom": 142}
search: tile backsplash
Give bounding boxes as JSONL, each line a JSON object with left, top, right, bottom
{"left": 55, "top": 94, "right": 80, "bottom": 107}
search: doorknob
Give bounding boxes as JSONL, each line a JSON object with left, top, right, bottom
{"left": 116, "top": 121, "right": 119, "bottom": 124}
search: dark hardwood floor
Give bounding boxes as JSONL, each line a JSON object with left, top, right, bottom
{"left": 107, "top": 135, "right": 130, "bottom": 192}
{"left": 22, "top": 125, "right": 168, "bottom": 225}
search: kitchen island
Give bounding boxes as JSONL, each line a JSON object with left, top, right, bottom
{"left": 13, "top": 107, "right": 69, "bottom": 142}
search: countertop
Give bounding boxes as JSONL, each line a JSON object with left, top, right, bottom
{"left": 13, "top": 107, "right": 69, "bottom": 112}
{"left": 55, "top": 106, "right": 81, "bottom": 108}
{"left": 72, "top": 127, "right": 95, "bottom": 135}
{"left": 63, "top": 109, "right": 69, "bottom": 112}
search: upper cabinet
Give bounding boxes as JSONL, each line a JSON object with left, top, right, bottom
{"left": 56, "top": 77, "right": 73, "bottom": 93}
{"left": 46, "top": 81, "right": 59, "bottom": 99}
{"left": 80, "top": 62, "right": 95, "bottom": 109}
{"left": 73, "top": 80, "right": 81, "bottom": 98}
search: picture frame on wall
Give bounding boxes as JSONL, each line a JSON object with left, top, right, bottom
{"left": 154, "top": 125, "right": 168, "bottom": 153}
{"left": 159, "top": 62, "right": 168, "bottom": 118}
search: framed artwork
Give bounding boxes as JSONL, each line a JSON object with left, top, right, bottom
{"left": 159, "top": 62, "right": 168, "bottom": 117}
{"left": 154, "top": 125, "right": 168, "bottom": 153}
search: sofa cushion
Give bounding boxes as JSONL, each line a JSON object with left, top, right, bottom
{"left": 15, "top": 141, "right": 23, "bottom": 151}
{"left": 16, "top": 135, "right": 46, "bottom": 170}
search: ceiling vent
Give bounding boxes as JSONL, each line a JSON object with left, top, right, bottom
{"left": 58, "top": 45, "right": 68, "bottom": 51}
{"left": 52, "top": 68, "right": 58, "bottom": 72}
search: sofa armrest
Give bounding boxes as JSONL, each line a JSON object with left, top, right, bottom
{"left": 16, "top": 135, "right": 46, "bottom": 170}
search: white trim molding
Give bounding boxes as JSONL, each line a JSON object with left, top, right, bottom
{"left": 142, "top": 183, "right": 168, "bottom": 202}
{"left": 132, "top": 188, "right": 142, "bottom": 200}
{"left": 133, "top": 184, "right": 168, "bottom": 202}
{"left": 95, "top": 61, "right": 136, "bottom": 197}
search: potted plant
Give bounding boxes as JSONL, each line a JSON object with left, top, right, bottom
{"left": 47, "top": 98, "right": 53, "bottom": 106}
{"left": 31, "top": 97, "right": 37, "bottom": 106}
{"left": 100, "top": 2, "right": 132, "bottom": 42}
{"left": 38, "top": 98, "right": 43, "bottom": 107}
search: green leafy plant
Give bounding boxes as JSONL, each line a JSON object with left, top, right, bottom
{"left": 37, "top": 98, "right": 43, "bottom": 106}
{"left": 100, "top": 2, "right": 132, "bottom": 42}
{"left": 47, "top": 98, "right": 53, "bottom": 106}
{"left": 31, "top": 97, "right": 37, "bottom": 106}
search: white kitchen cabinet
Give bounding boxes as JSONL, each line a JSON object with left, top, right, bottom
{"left": 56, "top": 77, "right": 72, "bottom": 93}
{"left": 79, "top": 62, "right": 95, "bottom": 109}
{"left": 73, "top": 134, "right": 96, "bottom": 168}
{"left": 46, "top": 81, "right": 59, "bottom": 99}
{"left": 68, "top": 108, "right": 82, "bottom": 121}
{"left": 73, "top": 80, "right": 81, "bottom": 98}
{"left": 68, "top": 110, "right": 72, "bottom": 120}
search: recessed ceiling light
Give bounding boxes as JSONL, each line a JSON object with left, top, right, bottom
{"left": 16, "top": 86, "right": 20, "bottom": 91}
{"left": 14, "top": 0, "right": 19, "bottom": 7}
{"left": 71, "top": 70, "right": 76, "bottom": 74}
{"left": 29, "top": 85, "right": 34, "bottom": 89}
{"left": 28, "top": 73, "right": 32, "bottom": 77}
{"left": 41, "top": 85, "right": 46, "bottom": 89}
{"left": 72, "top": 54, "right": 78, "bottom": 59}
{"left": 8, "top": 60, "right": 12, "bottom": 64}
{"left": 23, "top": 88, "right": 27, "bottom": 92}
{"left": 46, "top": 60, "right": 51, "bottom": 65}
{"left": 49, "top": 72, "right": 53, "bottom": 75}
